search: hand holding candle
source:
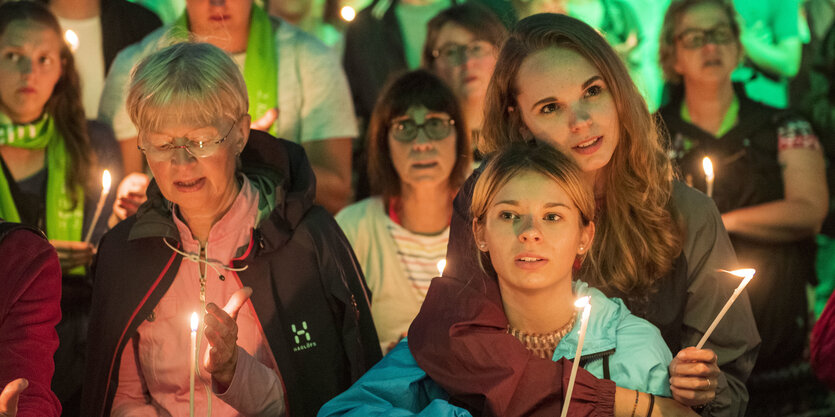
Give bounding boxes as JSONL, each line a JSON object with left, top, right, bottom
{"left": 702, "top": 157, "right": 715, "bottom": 198}
{"left": 202, "top": 287, "right": 253, "bottom": 389}
{"left": 82, "top": 169, "right": 111, "bottom": 244}
{"left": 696, "top": 269, "right": 756, "bottom": 349}
{"left": 561, "top": 296, "right": 591, "bottom": 417}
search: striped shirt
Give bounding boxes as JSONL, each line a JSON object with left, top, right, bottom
{"left": 385, "top": 218, "right": 449, "bottom": 297}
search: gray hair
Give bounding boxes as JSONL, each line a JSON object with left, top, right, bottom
{"left": 127, "top": 42, "right": 248, "bottom": 132}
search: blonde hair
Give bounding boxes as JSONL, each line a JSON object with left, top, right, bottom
{"left": 658, "top": 0, "right": 741, "bottom": 85}
{"left": 471, "top": 143, "right": 594, "bottom": 273}
{"left": 482, "top": 13, "right": 682, "bottom": 295}
{"left": 127, "top": 42, "right": 248, "bottom": 133}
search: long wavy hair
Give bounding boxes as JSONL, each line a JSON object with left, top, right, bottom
{"left": 0, "top": 1, "right": 93, "bottom": 205}
{"left": 482, "top": 13, "right": 682, "bottom": 295}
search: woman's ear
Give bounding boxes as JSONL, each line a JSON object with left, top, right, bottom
{"left": 237, "top": 114, "right": 251, "bottom": 153}
{"left": 473, "top": 218, "right": 488, "bottom": 252}
{"left": 578, "top": 221, "right": 595, "bottom": 255}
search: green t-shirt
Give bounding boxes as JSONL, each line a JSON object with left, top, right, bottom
{"left": 396, "top": 0, "right": 452, "bottom": 69}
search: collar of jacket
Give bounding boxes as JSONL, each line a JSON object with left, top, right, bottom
{"left": 127, "top": 130, "right": 316, "bottom": 254}
{"left": 552, "top": 281, "right": 623, "bottom": 360}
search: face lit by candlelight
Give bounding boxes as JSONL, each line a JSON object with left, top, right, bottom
{"left": 0, "top": 20, "right": 63, "bottom": 123}
{"left": 474, "top": 170, "right": 594, "bottom": 294}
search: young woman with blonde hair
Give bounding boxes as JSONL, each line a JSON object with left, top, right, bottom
{"left": 407, "top": 12, "right": 760, "bottom": 416}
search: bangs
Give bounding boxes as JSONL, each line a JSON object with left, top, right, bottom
{"left": 132, "top": 91, "right": 235, "bottom": 134}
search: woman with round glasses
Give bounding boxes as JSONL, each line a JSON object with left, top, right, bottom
{"left": 336, "top": 70, "right": 471, "bottom": 354}
{"left": 657, "top": 0, "right": 827, "bottom": 413}
{"left": 83, "top": 42, "right": 381, "bottom": 417}
{"left": 423, "top": 4, "right": 506, "bottom": 153}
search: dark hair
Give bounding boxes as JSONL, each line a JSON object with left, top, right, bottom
{"left": 367, "top": 69, "right": 471, "bottom": 201}
{"left": 0, "top": 1, "right": 93, "bottom": 204}
{"left": 422, "top": 3, "right": 508, "bottom": 68}
{"left": 659, "top": 0, "right": 741, "bottom": 84}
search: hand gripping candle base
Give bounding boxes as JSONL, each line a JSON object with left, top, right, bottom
{"left": 696, "top": 269, "right": 756, "bottom": 349}
{"left": 560, "top": 296, "right": 592, "bottom": 417}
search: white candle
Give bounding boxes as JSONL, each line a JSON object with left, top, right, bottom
{"left": 696, "top": 269, "right": 756, "bottom": 349}
{"left": 189, "top": 312, "right": 198, "bottom": 417}
{"left": 702, "top": 157, "right": 715, "bottom": 198}
{"left": 63, "top": 29, "right": 79, "bottom": 53}
{"left": 82, "top": 170, "right": 111, "bottom": 244}
{"left": 437, "top": 259, "right": 446, "bottom": 277}
{"left": 561, "top": 296, "right": 592, "bottom": 417}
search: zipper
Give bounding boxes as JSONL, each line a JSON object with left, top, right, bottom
{"left": 579, "top": 348, "right": 616, "bottom": 366}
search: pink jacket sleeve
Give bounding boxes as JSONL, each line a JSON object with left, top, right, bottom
{"left": 0, "top": 230, "right": 62, "bottom": 417}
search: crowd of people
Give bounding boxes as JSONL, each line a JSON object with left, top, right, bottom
{"left": 0, "top": 0, "right": 834, "bottom": 416}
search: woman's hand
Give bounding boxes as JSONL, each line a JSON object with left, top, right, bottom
{"left": 203, "top": 287, "right": 253, "bottom": 389}
{"left": 0, "top": 378, "right": 27, "bottom": 417}
{"left": 49, "top": 240, "right": 95, "bottom": 273}
{"left": 668, "top": 347, "right": 720, "bottom": 407}
{"left": 112, "top": 172, "right": 150, "bottom": 222}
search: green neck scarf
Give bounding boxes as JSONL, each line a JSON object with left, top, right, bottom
{"left": 174, "top": 5, "right": 278, "bottom": 135}
{"left": 0, "top": 113, "right": 84, "bottom": 243}
{"left": 681, "top": 94, "right": 739, "bottom": 137}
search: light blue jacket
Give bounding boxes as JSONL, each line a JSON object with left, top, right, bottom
{"left": 318, "top": 281, "right": 672, "bottom": 416}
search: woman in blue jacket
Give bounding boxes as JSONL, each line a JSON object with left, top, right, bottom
{"left": 320, "top": 143, "right": 686, "bottom": 416}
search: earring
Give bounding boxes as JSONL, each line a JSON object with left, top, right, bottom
{"left": 479, "top": 243, "right": 487, "bottom": 249}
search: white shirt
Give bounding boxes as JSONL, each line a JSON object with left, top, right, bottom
{"left": 57, "top": 15, "right": 105, "bottom": 119}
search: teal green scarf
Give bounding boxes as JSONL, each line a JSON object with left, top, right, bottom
{"left": 0, "top": 113, "right": 84, "bottom": 243}
{"left": 174, "top": 5, "right": 278, "bottom": 135}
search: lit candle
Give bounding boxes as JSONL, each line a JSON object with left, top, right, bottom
{"left": 561, "top": 296, "right": 592, "bottom": 417}
{"left": 696, "top": 269, "right": 756, "bottom": 349}
{"left": 82, "top": 170, "right": 111, "bottom": 244}
{"left": 341, "top": 6, "right": 356, "bottom": 22}
{"left": 436, "top": 259, "right": 446, "bottom": 277}
{"left": 63, "top": 29, "right": 79, "bottom": 53}
{"left": 189, "top": 312, "right": 198, "bottom": 417}
{"left": 702, "top": 157, "right": 715, "bottom": 198}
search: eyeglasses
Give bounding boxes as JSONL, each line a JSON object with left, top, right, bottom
{"left": 432, "top": 41, "right": 494, "bottom": 66}
{"left": 390, "top": 117, "right": 455, "bottom": 142}
{"left": 675, "top": 25, "right": 735, "bottom": 49}
{"left": 137, "top": 118, "right": 239, "bottom": 162}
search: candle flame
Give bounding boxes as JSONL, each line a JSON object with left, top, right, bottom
{"left": 702, "top": 157, "right": 714, "bottom": 180}
{"left": 64, "top": 29, "right": 79, "bottom": 53}
{"left": 721, "top": 268, "right": 756, "bottom": 287}
{"left": 190, "top": 312, "right": 199, "bottom": 332}
{"left": 102, "top": 169, "right": 112, "bottom": 192}
{"left": 341, "top": 6, "right": 356, "bottom": 21}
{"left": 574, "top": 296, "right": 590, "bottom": 309}
{"left": 437, "top": 259, "right": 446, "bottom": 276}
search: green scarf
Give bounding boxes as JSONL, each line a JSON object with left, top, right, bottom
{"left": 174, "top": 5, "right": 278, "bottom": 135}
{"left": 0, "top": 113, "right": 84, "bottom": 244}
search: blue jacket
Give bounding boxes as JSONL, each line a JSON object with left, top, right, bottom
{"left": 318, "top": 281, "right": 672, "bottom": 416}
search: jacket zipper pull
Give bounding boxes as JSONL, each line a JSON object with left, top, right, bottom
{"left": 351, "top": 294, "right": 359, "bottom": 320}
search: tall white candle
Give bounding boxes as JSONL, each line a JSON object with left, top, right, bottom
{"left": 702, "top": 157, "right": 715, "bottom": 198}
{"left": 189, "top": 312, "right": 198, "bottom": 417}
{"left": 561, "top": 296, "right": 592, "bottom": 417}
{"left": 82, "top": 170, "right": 111, "bottom": 244}
{"left": 696, "top": 269, "right": 756, "bottom": 349}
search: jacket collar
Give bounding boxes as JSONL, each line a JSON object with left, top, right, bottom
{"left": 552, "top": 281, "right": 622, "bottom": 360}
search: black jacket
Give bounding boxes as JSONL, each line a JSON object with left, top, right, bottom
{"left": 81, "top": 131, "right": 381, "bottom": 416}
{"left": 659, "top": 85, "right": 816, "bottom": 370}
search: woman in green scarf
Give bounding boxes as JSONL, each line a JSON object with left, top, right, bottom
{"left": 0, "top": 2, "right": 123, "bottom": 415}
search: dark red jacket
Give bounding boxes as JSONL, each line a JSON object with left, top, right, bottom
{"left": 0, "top": 224, "right": 62, "bottom": 417}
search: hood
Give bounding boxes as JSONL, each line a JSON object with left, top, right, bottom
{"left": 130, "top": 130, "right": 316, "bottom": 249}
{"left": 552, "top": 281, "right": 626, "bottom": 360}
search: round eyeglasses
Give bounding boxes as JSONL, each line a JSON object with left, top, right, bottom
{"left": 432, "top": 41, "right": 494, "bottom": 66}
{"left": 137, "top": 118, "right": 239, "bottom": 162}
{"left": 675, "top": 25, "right": 735, "bottom": 49}
{"left": 390, "top": 117, "right": 455, "bottom": 142}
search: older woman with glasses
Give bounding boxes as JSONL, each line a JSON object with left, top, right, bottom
{"left": 82, "top": 42, "right": 381, "bottom": 417}
{"left": 423, "top": 4, "right": 507, "bottom": 152}
{"left": 657, "top": 0, "right": 828, "bottom": 413}
{"left": 336, "top": 70, "right": 471, "bottom": 354}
